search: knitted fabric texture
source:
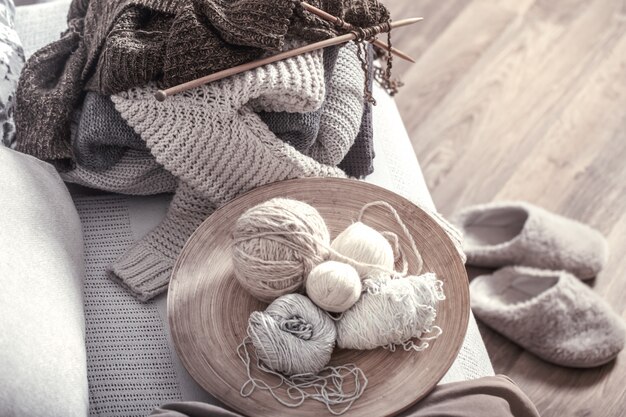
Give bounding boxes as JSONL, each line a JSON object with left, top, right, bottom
{"left": 13, "top": 0, "right": 293, "bottom": 166}
{"left": 259, "top": 46, "right": 340, "bottom": 154}
{"left": 339, "top": 43, "right": 375, "bottom": 177}
{"left": 72, "top": 92, "right": 145, "bottom": 170}
{"left": 14, "top": 0, "right": 389, "bottom": 167}
{"left": 109, "top": 51, "right": 346, "bottom": 301}
{"left": 260, "top": 42, "right": 372, "bottom": 174}
{"left": 61, "top": 149, "right": 178, "bottom": 196}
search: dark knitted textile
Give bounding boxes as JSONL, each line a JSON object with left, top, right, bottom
{"left": 72, "top": 93, "right": 145, "bottom": 171}
{"left": 14, "top": 0, "right": 294, "bottom": 167}
{"left": 259, "top": 46, "right": 340, "bottom": 152}
{"left": 290, "top": 0, "right": 389, "bottom": 42}
{"left": 15, "top": 0, "right": 389, "bottom": 167}
{"left": 339, "top": 44, "right": 375, "bottom": 178}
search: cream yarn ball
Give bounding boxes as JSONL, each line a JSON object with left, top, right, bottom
{"left": 232, "top": 198, "right": 330, "bottom": 303}
{"left": 336, "top": 272, "right": 445, "bottom": 350}
{"left": 306, "top": 261, "right": 362, "bottom": 313}
{"left": 330, "top": 222, "right": 395, "bottom": 277}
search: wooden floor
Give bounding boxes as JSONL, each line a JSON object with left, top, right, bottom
{"left": 384, "top": 0, "right": 626, "bottom": 415}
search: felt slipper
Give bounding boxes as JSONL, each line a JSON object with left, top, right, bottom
{"left": 471, "top": 266, "right": 625, "bottom": 368}
{"left": 453, "top": 202, "right": 608, "bottom": 279}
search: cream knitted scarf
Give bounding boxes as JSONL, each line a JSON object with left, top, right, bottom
{"left": 108, "top": 50, "right": 346, "bottom": 301}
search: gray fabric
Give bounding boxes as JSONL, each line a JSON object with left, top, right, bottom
{"left": 149, "top": 376, "right": 539, "bottom": 417}
{"left": 339, "top": 44, "right": 374, "bottom": 178}
{"left": 260, "top": 42, "right": 373, "bottom": 177}
{"left": 259, "top": 45, "right": 339, "bottom": 152}
{"left": 73, "top": 194, "right": 184, "bottom": 416}
{"left": 61, "top": 149, "right": 178, "bottom": 195}
{"left": 0, "top": 146, "right": 88, "bottom": 417}
{"left": 0, "top": 0, "right": 23, "bottom": 148}
{"left": 72, "top": 92, "right": 146, "bottom": 170}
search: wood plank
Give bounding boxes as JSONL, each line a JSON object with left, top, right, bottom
{"left": 385, "top": 0, "right": 626, "bottom": 415}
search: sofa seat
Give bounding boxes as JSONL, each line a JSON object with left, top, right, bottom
{"left": 11, "top": 2, "right": 494, "bottom": 416}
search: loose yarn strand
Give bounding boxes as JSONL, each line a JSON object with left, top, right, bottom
{"left": 238, "top": 338, "right": 368, "bottom": 415}
{"left": 358, "top": 201, "right": 424, "bottom": 275}
{"left": 234, "top": 229, "right": 403, "bottom": 278}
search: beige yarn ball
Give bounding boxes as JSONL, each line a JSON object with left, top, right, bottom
{"left": 232, "top": 198, "right": 330, "bottom": 303}
{"left": 306, "top": 261, "right": 362, "bottom": 313}
{"left": 330, "top": 222, "right": 394, "bottom": 277}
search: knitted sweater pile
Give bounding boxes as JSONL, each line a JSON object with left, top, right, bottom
{"left": 14, "top": 0, "right": 388, "bottom": 167}
{"left": 108, "top": 51, "right": 346, "bottom": 301}
{"left": 66, "top": 42, "right": 374, "bottom": 190}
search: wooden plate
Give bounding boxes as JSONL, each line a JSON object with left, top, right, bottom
{"left": 168, "top": 178, "right": 469, "bottom": 417}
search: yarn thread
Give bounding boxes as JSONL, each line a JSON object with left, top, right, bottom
{"left": 336, "top": 272, "right": 445, "bottom": 351}
{"left": 232, "top": 198, "right": 330, "bottom": 302}
{"left": 238, "top": 294, "right": 367, "bottom": 415}
{"left": 357, "top": 200, "right": 424, "bottom": 275}
{"left": 247, "top": 294, "right": 336, "bottom": 376}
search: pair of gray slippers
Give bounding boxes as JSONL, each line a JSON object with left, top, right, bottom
{"left": 453, "top": 202, "right": 625, "bottom": 368}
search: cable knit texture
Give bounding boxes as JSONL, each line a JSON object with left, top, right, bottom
{"left": 471, "top": 266, "right": 626, "bottom": 368}
{"left": 452, "top": 201, "right": 609, "bottom": 279}
{"left": 110, "top": 51, "right": 346, "bottom": 301}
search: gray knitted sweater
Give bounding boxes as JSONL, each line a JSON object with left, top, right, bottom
{"left": 109, "top": 50, "right": 347, "bottom": 301}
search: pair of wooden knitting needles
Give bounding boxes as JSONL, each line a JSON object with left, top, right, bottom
{"left": 154, "top": 4, "right": 422, "bottom": 101}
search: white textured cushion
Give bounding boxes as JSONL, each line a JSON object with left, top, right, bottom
{"left": 0, "top": 146, "right": 87, "bottom": 417}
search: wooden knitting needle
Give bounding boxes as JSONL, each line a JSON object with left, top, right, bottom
{"left": 300, "top": 2, "right": 416, "bottom": 63}
{"left": 155, "top": 17, "right": 422, "bottom": 101}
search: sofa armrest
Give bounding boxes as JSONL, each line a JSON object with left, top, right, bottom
{"left": 0, "top": 146, "right": 88, "bottom": 417}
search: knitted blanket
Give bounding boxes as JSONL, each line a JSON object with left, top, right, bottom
{"left": 14, "top": 0, "right": 388, "bottom": 167}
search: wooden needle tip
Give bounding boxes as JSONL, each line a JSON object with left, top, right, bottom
{"left": 155, "top": 90, "right": 167, "bottom": 101}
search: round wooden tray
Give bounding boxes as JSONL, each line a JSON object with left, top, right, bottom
{"left": 168, "top": 178, "right": 469, "bottom": 417}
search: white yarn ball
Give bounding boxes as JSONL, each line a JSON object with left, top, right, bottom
{"left": 232, "top": 198, "right": 330, "bottom": 303}
{"left": 306, "top": 261, "right": 362, "bottom": 313}
{"left": 330, "top": 222, "right": 394, "bottom": 277}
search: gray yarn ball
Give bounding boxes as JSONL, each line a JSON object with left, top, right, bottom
{"left": 248, "top": 294, "right": 337, "bottom": 376}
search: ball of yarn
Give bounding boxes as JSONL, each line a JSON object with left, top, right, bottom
{"left": 232, "top": 198, "right": 330, "bottom": 303}
{"left": 330, "top": 222, "right": 394, "bottom": 277}
{"left": 306, "top": 261, "right": 362, "bottom": 313}
{"left": 247, "top": 293, "right": 337, "bottom": 376}
{"left": 336, "top": 273, "right": 445, "bottom": 350}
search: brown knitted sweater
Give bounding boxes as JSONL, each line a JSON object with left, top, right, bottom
{"left": 15, "top": 0, "right": 388, "bottom": 168}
